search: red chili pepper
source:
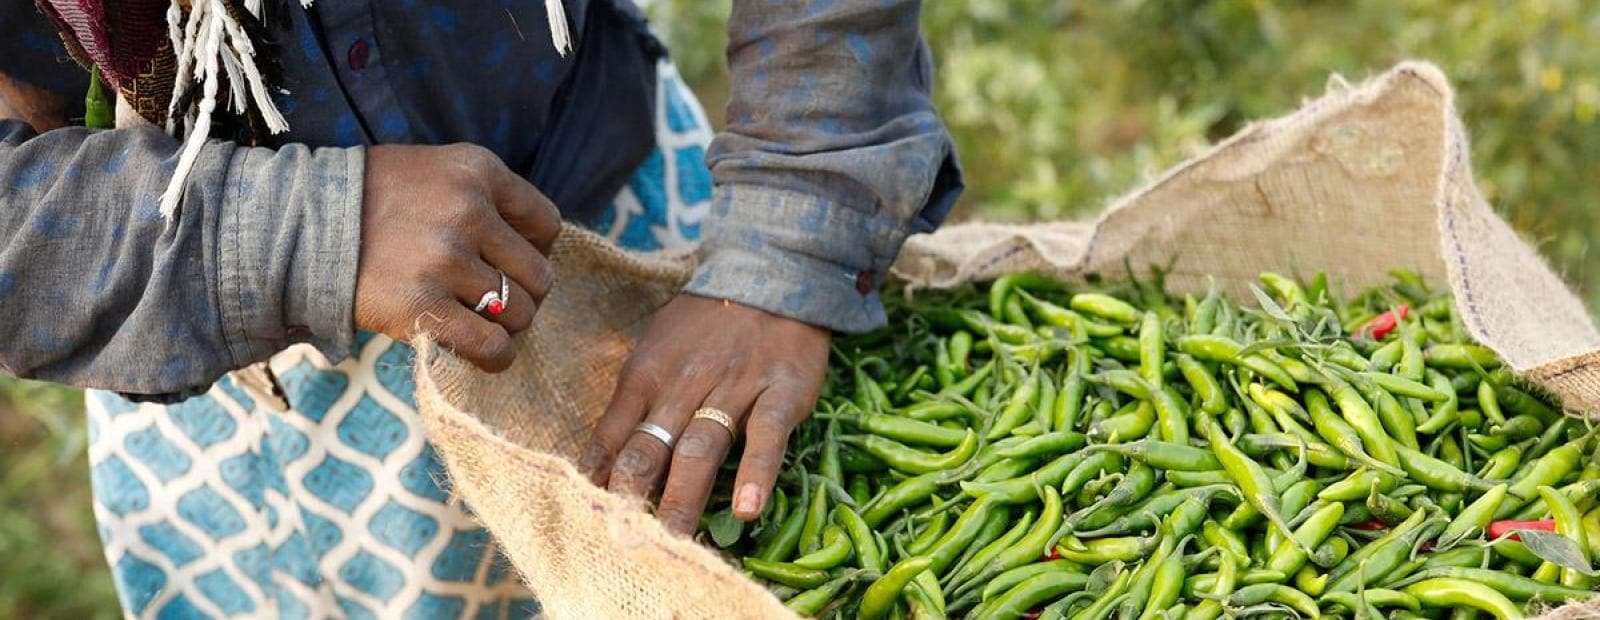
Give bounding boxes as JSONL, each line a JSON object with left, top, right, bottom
{"left": 1042, "top": 547, "right": 1061, "bottom": 561}
{"left": 1024, "top": 611, "right": 1042, "bottom": 620}
{"left": 1488, "top": 519, "right": 1556, "bottom": 541}
{"left": 1351, "top": 518, "right": 1390, "bottom": 531}
{"left": 1353, "top": 304, "right": 1409, "bottom": 340}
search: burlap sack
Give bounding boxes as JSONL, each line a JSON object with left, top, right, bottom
{"left": 414, "top": 61, "right": 1600, "bottom": 619}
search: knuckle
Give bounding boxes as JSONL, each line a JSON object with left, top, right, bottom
{"left": 656, "top": 506, "right": 693, "bottom": 529}
{"left": 675, "top": 433, "right": 717, "bottom": 461}
{"left": 615, "top": 447, "right": 659, "bottom": 480}
{"left": 524, "top": 259, "right": 553, "bottom": 301}
{"left": 447, "top": 143, "right": 497, "bottom": 175}
{"left": 619, "top": 358, "right": 665, "bottom": 391}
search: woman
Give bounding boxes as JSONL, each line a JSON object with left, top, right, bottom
{"left": 0, "top": 0, "right": 959, "bottom": 616}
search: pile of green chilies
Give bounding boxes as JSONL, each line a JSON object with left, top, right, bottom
{"left": 697, "top": 270, "right": 1600, "bottom": 619}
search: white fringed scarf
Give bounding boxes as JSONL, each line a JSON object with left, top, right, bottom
{"left": 157, "top": 0, "right": 572, "bottom": 217}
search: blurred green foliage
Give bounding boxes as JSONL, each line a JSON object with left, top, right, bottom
{"left": 653, "top": 0, "right": 1600, "bottom": 313}
{"left": 7, "top": 2, "right": 1600, "bottom": 617}
{"left": 0, "top": 378, "right": 117, "bottom": 618}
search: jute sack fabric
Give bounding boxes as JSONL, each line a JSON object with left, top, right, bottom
{"left": 413, "top": 60, "right": 1600, "bottom": 619}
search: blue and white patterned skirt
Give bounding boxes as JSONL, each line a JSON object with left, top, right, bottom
{"left": 84, "top": 59, "right": 712, "bottom": 619}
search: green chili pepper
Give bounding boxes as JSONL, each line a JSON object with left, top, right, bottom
{"left": 1075, "top": 484, "right": 1235, "bottom": 538}
{"left": 1195, "top": 410, "right": 1301, "bottom": 549}
{"left": 784, "top": 568, "right": 872, "bottom": 616}
{"left": 743, "top": 557, "right": 829, "bottom": 589}
{"left": 1393, "top": 566, "right": 1600, "bottom": 603}
{"left": 757, "top": 482, "right": 810, "bottom": 561}
{"left": 974, "top": 564, "right": 1088, "bottom": 620}
{"left": 1052, "top": 534, "right": 1157, "bottom": 565}
{"left": 838, "top": 430, "right": 977, "bottom": 475}
{"left": 986, "top": 364, "right": 1042, "bottom": 440}
{"left": 1369, "top": 340, "right": 1403, "bottom": 372}
{"left": 1327, "top": 508, "right": 1438, "bottom": 593}
{"left": 860, "top": 471, "right": 944, "bottom": 527}
{"left": 945, "top": 507, "right": 1011, "bottom": 583}
{"left": 1236, "top": 432, "right": 1352, "bottom": 470}
{"left": 1323, "top": 588, "right": 1422, "bottom": 613}
{"left": 1498, "top": 437, "right": 1586, "bottom": 518}
{"left": 1265, "top": 501, "right": 1345, "bottom": 578}
{"left": 1135, "top": 539, "right": 1191, "bottom": 620}
{"left": 1138, "top": 312, "right": 1165, "bottom": 387}
{"left": 1085, "top": 439, "right": 1221, "bottom": 471}
{"left": 797, "top": 478, "right": 829, "bottom": 554}
{"left": 1053, "top": 349, "right": 1091, "bottom": 432}
{"left": 830, "top": 411, "right": 969, "bottom": 448}
{"left": 1061, "top": 461, "right": 1157, "bottom": 534}
{"left": 921, "top": 498, "right": 1000, "bottom": 576}
{"left": 946, "top": 505, "right": 1035, "bottom": 589}
{"left": 1395, "top": 444, "right": 1498, "bottom": 493}
{"left": 938, "top": 359, "right": 995, "bottom": 399}
{"left": 1363, "top": 380, "right": 1422, "bottom": 449}
{"left": 1178, "top": 334, "right": 1299, "bottom": 392}
{"left": 1536, "top": 484, "right": 1591, "bottom": 588}
{"left": 1401, "top": 578, "right": 1521, "bottom": 620}
{"left": 1438, "top": 484, "right": 1509, "bottom": 548}
{"left": 829, "top": 504, "right": 884, "bottom": 574}
{"left": 1324, "top": 375, "right": 1403, "bottom": 469}
{"left": 1087, "top": 400, "right": 1157, "bottom": 443}
{"left": 857, "top": 555, "right": 934, "bottom": 620}
{"left": 793, "top": 525, "right": 854, "bottom": 570}
{"left": 905, "top": 569, "right": 944, "bottom": 620}
{"left": 1071, "top": 292, "right": 1142, "bottom": 325}
{"left": 1202, "top": 519, "right": 1251, "bottom": 564}
{"left": 1424, "top": 345, "right": 1502, "bottom": 370}
{"left": 1175, "top": 353, "right": 1228, "bottom": 414}
{"left": 994, "top": 431, "right": 1087, "bottom": 460}
{"left": 1217, "top": 583, "right": 1320, "bottom": 618}
{"left": 954, "top": 487, "right": 1063, "bottom": 598}
{"left": 1305, "top": 388, "right": 1404, "bottom": 475}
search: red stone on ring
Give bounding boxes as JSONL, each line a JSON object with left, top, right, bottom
{"left": 487, "top": 299, "right": 505, "bottom": 315}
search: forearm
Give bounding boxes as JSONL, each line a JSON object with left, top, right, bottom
{"left": 687, "top": 0, "right": 963, "bottom": 333}
{"left": 0, "top": 120, "right": 362, "bottom": 396}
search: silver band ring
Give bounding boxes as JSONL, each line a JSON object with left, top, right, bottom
{"left": 692, "top": 407, "right": 735, "bottom": 437}
{"left": 473, "top": 271, "right": 510, "bottom": 315}
{"left": 634, "top": 422, "right": 675, "bottom": 449}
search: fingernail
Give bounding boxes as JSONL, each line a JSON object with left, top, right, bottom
{"left": 734, "top": 483, "right": 762, "bottom": 517}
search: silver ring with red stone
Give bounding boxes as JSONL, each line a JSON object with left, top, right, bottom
{"left": 473, "top": 271, "right": 509, "bottom": 316}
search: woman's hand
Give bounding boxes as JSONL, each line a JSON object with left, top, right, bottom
{"left": 354, "top": 143, "right": 560, "bottom": 370}
{"left": 580, "top": 294, "right": 831, "bottom": 535}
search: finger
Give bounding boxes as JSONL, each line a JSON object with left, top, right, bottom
{"left": 609, "top": 381, "right": 713, "bottom": 499}
{"left": 486, "top": 164, "right": 562, "bottom": 255}
{"left": 417, "top": 301, "right": 515, "bottom": 372}
{"left": 731, "top": 383, "right": 810, "bottom": 521}
{"left": 480, "top": 218, "right": 554, "bottom": 307}
{"left": 607, "top": 427, "right": 673, "bottom": 500}
{"left": 580, "top": 362, "right": 656, "bottom": 486}
{"left": 451, "top": 259, "right": 536, "bottom": 334}
{"left": 656, "top": 391, "right": 751, "bottom": 535}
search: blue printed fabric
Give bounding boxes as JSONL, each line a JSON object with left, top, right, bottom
{"left": 83, "top": 60, "right": 711, "bottom": 619}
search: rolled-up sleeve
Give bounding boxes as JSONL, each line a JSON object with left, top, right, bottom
{"left": 0, "top": 120, "right": 362, "bottom": 396}
{"left": 684, "top": 0, "right": 962, "bottom": 333}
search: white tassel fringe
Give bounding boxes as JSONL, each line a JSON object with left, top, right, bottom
{"left": 159, "top": 0, "right": 571, "bottom": 217}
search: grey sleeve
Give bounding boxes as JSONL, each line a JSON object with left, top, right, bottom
{"left": 683, "top": 0, "right": 963, "bottom": 333}
{"left": 0, "top": 119, "right": 363, "bottom": 397}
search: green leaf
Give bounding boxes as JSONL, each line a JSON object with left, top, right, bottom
{"left": 1085, "top": 560, "right": 1123, "bottom": 594}
{"left": 707, "top": 509, "right": 744, "bottom": 549}
{"left": 1250, "top": 284, "right": 1296, "bottom": 324}
{"left": 1518, "top": 529, "right": 1599, "bottom": 575}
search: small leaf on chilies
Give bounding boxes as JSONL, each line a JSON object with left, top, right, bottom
{"left": 708, "top": 509, "right": 744, "bottom": 548}
{"left": 1519, "top": 529, "right": 1599, "bottom": 575}
{"left": 1250, "top": 284, "right": 1296, "bottom": 324}
{"left": 1085, "top": 559, "right": 1123, "bottom": 594}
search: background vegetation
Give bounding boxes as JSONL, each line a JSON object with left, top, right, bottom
{"left": 6, "top": 1, "right": 1597, "bottom": 615}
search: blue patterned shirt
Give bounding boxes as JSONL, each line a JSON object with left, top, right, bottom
{"left": 0, "top": 0, "right": 960, "bottom": 397}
